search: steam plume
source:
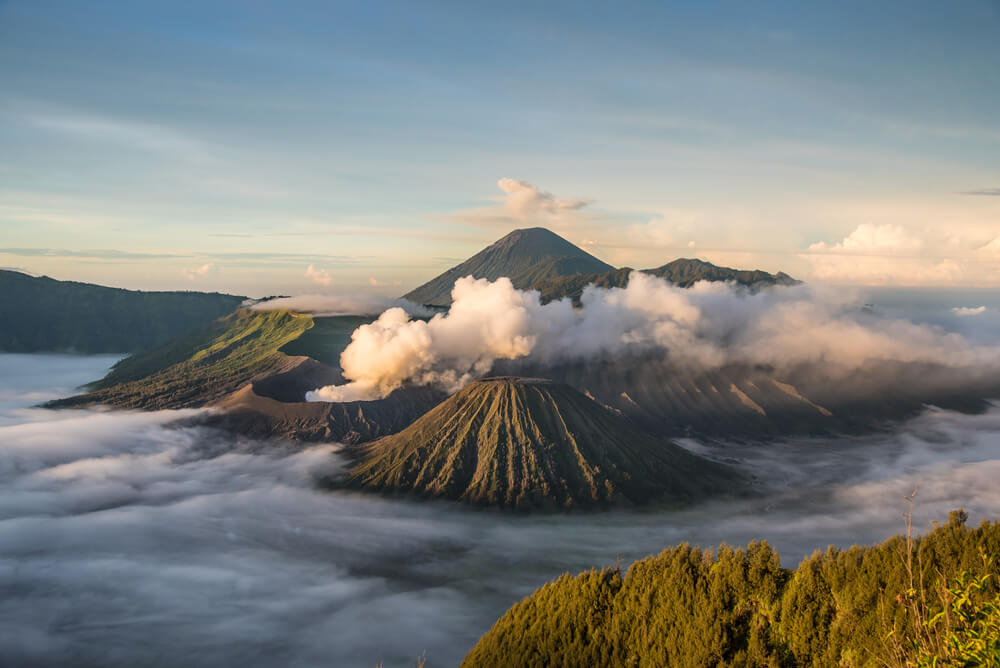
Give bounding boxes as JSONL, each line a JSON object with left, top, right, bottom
{"left": 308, "top": 273, "right": 1000, "bottom": 402}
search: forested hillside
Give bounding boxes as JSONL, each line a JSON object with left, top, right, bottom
{"left": 464, "top": 511, "right": 1000, "bottom": 667}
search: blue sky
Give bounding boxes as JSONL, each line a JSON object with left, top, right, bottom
{"left": 2, "top": 0, "right": 999, "bottom": 295}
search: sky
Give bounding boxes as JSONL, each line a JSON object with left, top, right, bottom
{"left": 1, "top": 0, "right": 999, "bottom": 296}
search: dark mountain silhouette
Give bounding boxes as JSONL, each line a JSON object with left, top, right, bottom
{"left": 402, "top": 227, "right": 614, "bottom": 306}
{"left": 0, "top": 269, "right": 245, "bottom": 353}
{"left": 343, "top": 377, "right": 737, "bottom": 510}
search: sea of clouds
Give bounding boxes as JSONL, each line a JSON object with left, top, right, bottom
{"left": 2, "top": 353, "right": 1000, "bottom": 667}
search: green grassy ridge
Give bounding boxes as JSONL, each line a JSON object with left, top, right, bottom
{"left": 0, "top": 269, "right": 245, "bottom": 353}
{"left": 51, "top": 308, "right": 314, "bottom": 409}
{"left": 277, "top": 315, "right": 371, "bottom": 367}
{"left": 346, "top": 377, "right": 737, "bottom": 510}
{"left": 463, "top": 512, "right": 1000, "bottom": 667}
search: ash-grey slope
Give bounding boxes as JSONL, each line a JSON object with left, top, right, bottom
{"left": 345, "top": 377, "right": 737, "bottom": 510}
{"left": 403, "top": 228, "right": 613, "bottom": 306}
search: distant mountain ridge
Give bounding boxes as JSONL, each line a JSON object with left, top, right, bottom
{"left": 403, "top": 227, "right": 614, "bottom": 306}
{"left": 0, "top": 269, "right": 245, "bottom": 353}
{"left": 534, "top": 258, "right": 800, "bottom": 304}
{"left": 402, "top": 227, "right": 798, "bottom": 306}
{"left": 344, "top": 376, "right": 736, "bottom": 510}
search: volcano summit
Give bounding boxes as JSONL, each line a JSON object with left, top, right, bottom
{"left": 403, "top": 227, "right": 614, "bottom": 306}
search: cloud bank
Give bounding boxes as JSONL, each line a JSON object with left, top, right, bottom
{"left": 308, "top": 272, "right": 1000, "bottom": 402}
{"left": 803, "top": 224, "right": 1000, "bottom": 285}
{"left": 251, "top": 295, "right": 433, "bottom": 318}
{"left": 4, "top": 355, "right": 1000, "bottom": 667}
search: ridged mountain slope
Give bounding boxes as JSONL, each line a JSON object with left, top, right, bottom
{"left": 345, "top": 377, "right": 736, "bottom": 510}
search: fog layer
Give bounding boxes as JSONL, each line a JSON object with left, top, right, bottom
{"left": 3, "top": 353, "right": 1000, "bottom": 667}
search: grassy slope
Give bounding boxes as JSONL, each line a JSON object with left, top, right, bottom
{"left": 347, "top": 378, "right": 737, "bottom": 510}
{"left": 463, "top": 514, "right": 1000, "bottom": 667}
{"left": 277, "top": 315, "right": 371, "bottom": 366}
{"left": 52, "top": 308, "right": 314, "bottom": 409}
{"left": 0, "top": 269, "right": 245, "bottom": 353}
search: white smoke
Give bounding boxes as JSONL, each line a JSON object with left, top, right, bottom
{"left": 308, "top": 272, "right": 1000, "bottom": 402}
{"left": 251, "top": 295, "right": 433, "bottom": 318}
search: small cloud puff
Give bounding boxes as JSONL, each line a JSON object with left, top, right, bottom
{"left": 952, "top": 306, "right": 987, "bottom": 317}
{"left": 496, "top": 178, "right": 590, "bottom": 218}
{"left": 444, "top": 178, "right": 592, "bottom": 230}
{"left": 305, "top": 264, "right": 332, "bottom": 286}
{"left": 808, "top": 224, "right": 922, "bottom": 253}
{"left": 182, "top": 262, "right": 216, "bottom": 280}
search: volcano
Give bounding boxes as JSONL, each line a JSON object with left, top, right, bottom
{"left": 344, "top": 377, "right": 737, "bottom": 510}
{"left": 402, "top": 227, "right": 613, "bottom": 306}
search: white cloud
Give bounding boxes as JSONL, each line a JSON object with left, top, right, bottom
{"left": 808, "top": 224, "right": 923, "bottom": 253}
{"left": 496, "top": 178, "right": 590, "bottom": 218}
{"left": 802, "top": 224, "right": 1000, "bottom": 285}
{"left": 953, "top": 306, "right": 987, "bottom": 317}
{"left": 305, "top": 264, "right": 332, "bottom": 286}
{"left": 444, "top": 178, "right": 592, "bottom": 230}
{"left": 182, "top": 262, "right": 216, "bottom": 280}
